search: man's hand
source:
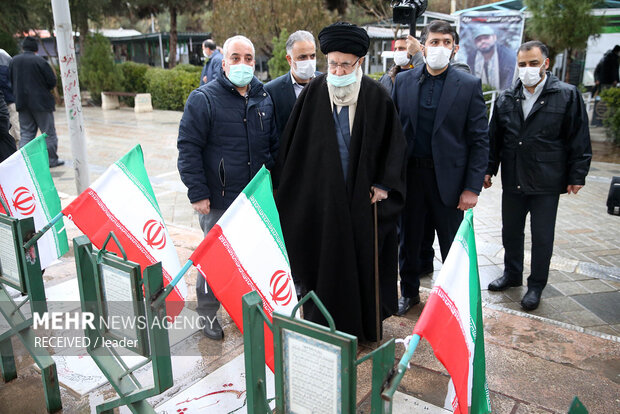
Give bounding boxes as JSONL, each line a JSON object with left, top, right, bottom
{"left": 370, "top": 186, "right": 388, "bottom": 204}
{"left": 192, "top": 199, "right": 211, "bottom": 215}
{"left": 483, "top": 174, "right": 493, "bottom": 189}
{"left": 202, "top": 75, "right": 207, "bottom": 83}
{"left": 567, "top": 185, "right": 583, "bottom": 194}
{"left": 407, "top": 35, "right": 421, "bottom": 56}
{"left": 457, "top": 190, "right": 479, "bottom": 211}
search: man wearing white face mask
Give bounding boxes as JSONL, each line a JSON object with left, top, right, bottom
{"left": 378, "top": 37, "right": 424, "bottom": 93}
{"left": 200, "top": 39, "right": 223, "bottom": 86}
{"left": 484, "top": 41, "right": 591, "bottom": 311}
{"left": 274, "top": 22, "right": 407, "bottom": 342}
{"left": 265, "top": 30, "right": 320, "bottom": 139}
{"left": 178, "top": 35, "right": 279, "bottom": 340}
{"left": 392, "top": 20, "right": 489, "bottom": 316}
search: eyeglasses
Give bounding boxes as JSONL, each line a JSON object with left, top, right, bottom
{"left": 327, "top": 57, "right": 361, "bottom": 70}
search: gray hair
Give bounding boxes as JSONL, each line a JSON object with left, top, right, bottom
{"left": 223, "top": 35, "right": 255, "bottom": 58}
{"left": 285, "top": 30, "right": 316, "bottom": 55}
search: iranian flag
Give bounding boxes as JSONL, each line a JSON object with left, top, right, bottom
{"left": 62, "top": 145, "right": 187, "bottom": 317}
{"left": 190, "top": 167, "right": 297, "bottom": 372}
{"left": 0, "top": 134, "right": 68, "bottom": 269}
{"left": 412, "top": 210, "right": 491, "bottom": 414}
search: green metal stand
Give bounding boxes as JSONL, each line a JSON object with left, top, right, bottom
{"left": 73, "top": 235, "right": 173, "bottom": 414}
{"left": 242, "top": 290, "right": 397, "bottom": 414}
{"left": 0, "top": 214, "right": 61, "bottom": 413}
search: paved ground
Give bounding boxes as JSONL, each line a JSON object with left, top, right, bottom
{"left": 0, "top": 106, "right": 618, "bottom": 413}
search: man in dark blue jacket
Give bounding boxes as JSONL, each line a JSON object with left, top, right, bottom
{"left": 264, "top": 30, "right": 319, "bottom": 138}
{"left": 392, "top": 21, "right": 489, "bottom": 315}
{"left": 9, "top": 37, "right": 63, "bottom": 167}
{"left": 0, "top": 49, "right": 19, "bottom": 144}
{"left": 178, "top": 35, "right": 279, "bottom": 340}
{"left": 200, "top": 39, "right": 223, "bottom": 86}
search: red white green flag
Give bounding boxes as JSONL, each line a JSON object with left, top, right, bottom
{"left": 62, "top": 145, "right": 187, "bottom": 317}
{"left": 0, "top": 134, "right": 68, "bottom": 269}
{"left": 190, "top": 167, "right": 297, "bottom": 371}
{"left": 412, "top": 210, "right": 491, "bottom": 414}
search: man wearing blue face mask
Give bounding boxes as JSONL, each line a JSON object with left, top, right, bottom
{"left": 265, "top": 30, "right": 320, "bottom": 140}
{"left": 484, "top": 41, "right": 591, "bottom": 311}
{"left": 392, "top": 20, "right": 489, "bottom": 316}
{"left": 274, "top": 22, "right": 407, "bottom": 342}
{"left": 178, "top": 35, "right": 279, "bottom": 340}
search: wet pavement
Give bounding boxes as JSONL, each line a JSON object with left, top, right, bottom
{"left": 1, "top": 106, "right": 619, "bottom": 413}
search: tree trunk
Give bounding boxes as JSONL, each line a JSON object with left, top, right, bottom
{"left": 169, "top": 6, "right": 177, "bottom": 68}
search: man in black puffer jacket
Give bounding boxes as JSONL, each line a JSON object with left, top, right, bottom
{"left": 484, "top": 41, "right": 591, "bottom": 311}
{"left": 177, "top": 35, "right": 278, "bottom": 340}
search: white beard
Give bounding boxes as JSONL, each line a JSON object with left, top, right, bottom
{"left": 327, "top": 66, "right": 363, "bottom": 107}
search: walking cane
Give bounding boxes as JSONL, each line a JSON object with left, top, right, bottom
{"left": 374, "top": 202, "right": 381, "bottom": 346}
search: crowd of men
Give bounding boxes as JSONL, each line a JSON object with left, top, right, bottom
{"left": 178, "top": 20, "right": 592, "bottom": 342}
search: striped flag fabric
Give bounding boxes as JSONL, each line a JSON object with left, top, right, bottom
{"left": 412, "top": 210, "right": 491, "bottom": 414}
{"left": 62, "top": 145, "right": 187, "bottom": 317}
{"left": 0, "top": 134, "right": 68, "bottom": 269}
{"left": 190, "top": 166, "right": 297, "bottom": 371}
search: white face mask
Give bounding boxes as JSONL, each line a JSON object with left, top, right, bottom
{"left": 203, "top": 49, "right": 209, "bottom": 59}
{"left": 393, "top": 51, "right": 410, "bottom": 67}
{"left": 293, "top": 59, "right": 316, "bottom": 80}
{"left": 518, "top": 63, "right": 545, "bottom": 87}
{"left": 425, "top": 46, "right": 452, "bottom": 70}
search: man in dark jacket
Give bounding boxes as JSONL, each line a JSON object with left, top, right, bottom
{"left": 484, "top": 41, "right": 591, "bottom": 311}
{"left": 393, "top": 21, "right": 489, "bottom": 316}
{"left": 264, "top": 30, "right": 319, "bottom": 139}
{"left": 9, "top": 37, "right": 63, "bottom": 167}
{"left": 178, "top": 35, "right": 279, "bottom": 340}
{"left": 200, "top": 39, "right": 223, "bottom": 86}
{"left": 594, "top": 45, "right": 620, "bottom": 90}
{"left": 0, "top": 89, "right": 17, "bottom": 162}
{"left": 0, "top": 49, "right": 19, "bottom": 144}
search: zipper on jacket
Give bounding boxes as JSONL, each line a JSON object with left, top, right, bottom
{"left": 219, "top": 158, "right": 225, "bottom": 197}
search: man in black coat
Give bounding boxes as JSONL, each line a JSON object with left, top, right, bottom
{"left": 264, "top": 30, "right": 319, "bottom": 138}
{"left": 9, "top": 37, "right": 63, "bottom": 167}
{"left": 594, "top": 45, "right": 620, "bottom": 90}
{"left": 485, "top": 41, "right": 592, "bottom": 311}
{"left": 392, "top": 20, "right": 489, "bottom": 316}
{"left": 274, "top": 22, "right": 407, "bottom": 342}
{"left": 0, "top": 89, "right": 17, "bottom": 162}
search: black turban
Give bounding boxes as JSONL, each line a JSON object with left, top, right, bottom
{"left": 318, "top": 22, "right": 370, "bottom": 57}
{"left": 22, "top": 37, "right": 38, "bottom": 52}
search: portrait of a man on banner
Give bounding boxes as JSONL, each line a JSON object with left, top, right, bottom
{"left": 457, "top": 12, "right": 524, "bottom": 91}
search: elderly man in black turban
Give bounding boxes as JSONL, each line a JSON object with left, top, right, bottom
{"left": 273, "top": 22, "right": 407, "bottom": 341}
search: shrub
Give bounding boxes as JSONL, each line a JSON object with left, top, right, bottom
{"left": 145, "top": 68, "right": 200, "bottom": 111}
{"left": 367, "top": 72, "right": 383, "bottom": 81}
{"left": 173, "top": 63, "right": 202, "bottom": 73}
{"left": 600, "top": 87, "right": 620, "bottom": 145}
{"left": 267, "top": 29, "right": 289, "bottom": 80}
{"left": 118, "top": 61, "right": 150, "bottom": 106}
{"left": 80, "top": 34, "right": 123, "bottom": 105}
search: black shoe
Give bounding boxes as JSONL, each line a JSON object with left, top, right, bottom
{"left": 521, "top": 288, "right": 542, "bottom": 311}
{"left": 397, "top": 294, "right": 420, "bottom": 316}
{"left": 202, "top": 317, "right": 223, "bottom": 340}
{"left": 488, "top": 275, "right": 521, "bottom": 291}
{"left": 49, "top": 159, "right": 65, "bottom": 168}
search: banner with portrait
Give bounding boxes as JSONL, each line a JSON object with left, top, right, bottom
{"left": 456, "top": 12, "right": 525, "bottom": 91}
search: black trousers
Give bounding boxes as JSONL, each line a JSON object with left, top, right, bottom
{"left": 502, "top": 191, "right": 560, "bottom": 291}
{"left": 399, "top": 164, "right": 463, "bottom": 297}
{"left": 196, "top": 208, "right": 225, "bottom": 318}
{"left": 18, "top": 110, "right": 59, "bottom": 163}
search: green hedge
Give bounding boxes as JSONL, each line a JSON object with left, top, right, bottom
{"left": 145, "top": 67, "right": 200, "bottom": 111}
{"left": 80, "top": 34, "right": 123, "bottom": 105}
{"left": 118, "top": 61, "right": 150, "bottom": 106}
{"left": 173, "top": 63, "right": 202, "bottom": 73}
{"left": 600, "top": 88, "right": 620, "bottom": 145}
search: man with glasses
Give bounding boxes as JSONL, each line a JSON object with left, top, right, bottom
{"left": 265, "top": 30, "right": 320, "bottom": 139}
{"left": 274, "top": 22, "right": 407, "bottom": 342}
{"left": 177, "top": 35, "right": 279, "bottom": 340}
{"left": 392, "top": 21, "right": 489, "bottom": 316}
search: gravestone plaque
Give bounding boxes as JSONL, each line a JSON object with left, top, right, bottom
{"left": 283, "top": 329, "right": 341, "bottom": 414}
{"left": 0, "top": 220, "right": 24, "bottom": 291}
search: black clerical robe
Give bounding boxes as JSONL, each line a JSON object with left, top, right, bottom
{"left": 274, "top": 74, "right": 407, "bottom": 341}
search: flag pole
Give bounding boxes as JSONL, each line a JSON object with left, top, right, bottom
{"left": 373, "top": 202, "right": 381, "bottom": 346}
{"left": 23, "top": 212, "right": 64, "bottom": 250}
{"left": 151, "top": 259, "right": 193, "bottom": 308}
{"left": 381, "top": 334, "right": 421, "bottom": 401}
